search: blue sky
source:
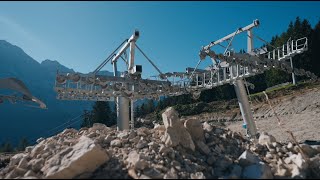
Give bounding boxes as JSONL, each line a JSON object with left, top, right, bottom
{"left": 0, "top": 1, "right": 319, "bottom": 78}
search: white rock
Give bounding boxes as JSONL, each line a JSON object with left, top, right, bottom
{"left": 258, "top": 132, "right": 276, "bottom": 146}
{"left": 117, "top": 131, "right": 130, "bottom": 139}
{"left": 110, "top": 139, "right": 122, "bottom": 147}
{"left": 127, "top": 151, "right": 149, "bottom": 170}
{"left": 190, "top": 172, "right": 205, "bottom": 179}
{"left": 9, "top": 153, "right": 27, "bottom": 166}
{"left": 154, "top": 124, "right": 166, "bottom": 132}
{"left": 25, "top": 146, "right": 34, "bottom": 153}
{"left": 162, "top": 107, "right": 180, "bottom": 128}
{"left": 5, "top": 167, "right": 27, "bottom": 179}
{"left": 36, "top": 137, "right": 45, "bottom": 144}
{"left": 290, "top": 163, "right": 306, "bottom": 178}
{"left": 203, "top": 122, "right": 213, "bottom": 132}
{"left": 24, "top": 170, "right": 37, "bottom": 178}
{"left": 291, "top": 153, "right": 308, "bottom": 170}
{"left": 30, "top": 144, "right": 45, "bottom": 158}
{"left": 287, "top": 142, "right": 294, "bottom": 150}
{"left": 184, "top": 119, "right": 205, "bottom": 142}
{"left": 30, "top": 158, "right": 44, "bottom": 172}
{"left": 42, "top": 136, "right": 109, "bottom": 179}
{"left": 17, "top": 157, "right": 29, "bottom": 169}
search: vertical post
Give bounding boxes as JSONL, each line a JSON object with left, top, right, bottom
{"left": 113, "top": 62, "right": 130, "bottom": 131}
{"left": 233, "top": 29, "right": 257, "bottom": 138}
{"left": 131, "top": 99, "right": 134, "bottom": 130}
{"left": 290, "top": 57, "right": 296, "bottom": 85}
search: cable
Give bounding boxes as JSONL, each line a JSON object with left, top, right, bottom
{"left": 93, "top": 39, "right": 128, "bottom": 74}
{"left": 135, "top": 44, "right": 165, "bottom": 79}
{"left": 28, "top": 112, "right": 88, "bottom": 143}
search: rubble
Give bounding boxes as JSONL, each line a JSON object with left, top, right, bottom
{"left": 1, "top": 107, "right": 319, "bottom": 179}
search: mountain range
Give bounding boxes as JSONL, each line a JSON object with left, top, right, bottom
{"left": 0, "top": 40, "right": 110, "bottom": 146}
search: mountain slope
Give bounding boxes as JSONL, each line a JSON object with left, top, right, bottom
{"left": 0, "top": 40, "right": 94, "bottom": 146}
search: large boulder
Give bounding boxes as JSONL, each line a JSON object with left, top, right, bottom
{"left": 161, "top": 107, "right": 195, "bottom": 151}
{"left": 184, "top": 119, "right": 205, "bottom": 142}
{"left": 162, "top": 107, "right": 181, "bottom": 129}
{"left": 41, "top": 136, "right": 109, "bottom": 179}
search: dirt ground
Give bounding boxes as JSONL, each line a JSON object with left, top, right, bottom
{"left": 226, "top": 86, "right": 320, "bottom": 143}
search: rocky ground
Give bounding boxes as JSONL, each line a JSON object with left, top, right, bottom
{"left": 0, "top": 107, "right": 320, "bottom": 179}
{"left": 182, "top": 82, "right": 320, "bottom": 143}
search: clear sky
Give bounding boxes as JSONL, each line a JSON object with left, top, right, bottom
{"left": 0, "top": 1, "right": 319, "bottom": 78}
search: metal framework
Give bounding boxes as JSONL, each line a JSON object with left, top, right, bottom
{"left": 54, "top": 20, "right": 311, "bottom": 135}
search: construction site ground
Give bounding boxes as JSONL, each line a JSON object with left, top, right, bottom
{"left": 182, "top": 80, "right": 320, "bottom": 143}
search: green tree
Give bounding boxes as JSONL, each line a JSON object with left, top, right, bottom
{"left": 16, "top": 137, "right": 29, "bottom": 152}
{"left": 81, "top": 101, "right": 116, "bottom": 128}
{"left": 0, "top": 142, "right": 13, "bottom": 152}
{"left": 81, "top": 110, "right": 92, "bottom": 128}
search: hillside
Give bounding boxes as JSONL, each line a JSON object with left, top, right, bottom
{"left": 0, "top": 40, "right": 93, "bottom": 145}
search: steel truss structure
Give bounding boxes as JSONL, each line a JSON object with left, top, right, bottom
{"left": 54, "top": 19, "right": 312, "bottom": 137}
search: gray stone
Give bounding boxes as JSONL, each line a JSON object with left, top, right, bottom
{"left": 238, "top": 150, "right": 260, "bottom": 167}
{"left": 117, "top": 131, "right": 130, "bottom": 139}
{"left": 242, "top": 162, "right": 273, "bottom": 179}
{"left": 196, "top": 141, "right": 211, "bottom": 155}
{"left": 127, "top": 151, "right": 149, "bottom": 170}
{"left": 229, "top": 164, "right": 242, "bottom": 178}
{"left": 184, "top": 119, "right": 205, "bottom": 142}
{"left": 300, "top": 144, "right": 318, "bottom": 157}
{"left": 143, "top": 167, "right": 164, "bottom": 179}
{"left": 136, "top": 140, "right": 148, "bottom": 149}
{"left": 110, "top": 139, "right": 122, "bottom": 147}
{"left": 207, "top": 156, "right": 215, "bottom": 165}
{"left": 163, "top": 168, "right": 178, "bottom": 179}
{"left": 258, "top": 132, "right": 276, "bottom": 146}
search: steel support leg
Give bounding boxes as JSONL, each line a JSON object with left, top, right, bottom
{"left": 117, "top": 96, "right": 130, "bottom": 130}
{"left": 114, "top": 62, "right": 130, "bottom": 131}
{"left": 290, "top": 57, "right": 296, "bottom": 85}
{"left": 234, "top": 79, "right": 257, "bottom": 138}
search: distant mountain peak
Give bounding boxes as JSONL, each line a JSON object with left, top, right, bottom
{"left": 40, "top": 59, "right": 74, "bottom": 73}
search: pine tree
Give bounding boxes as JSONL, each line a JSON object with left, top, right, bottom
{"left": 0, "top": 142, "right": 13, "bottom": 152}
{"left": 17, "top": 137, "right": 29, "bottom": 152}
{"left": 81, "top": 101, "right": 116, "bottom": 128}
{"left": 81, "top": 110, "right": 92, "bottom": 128}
